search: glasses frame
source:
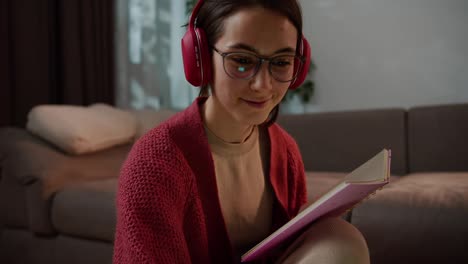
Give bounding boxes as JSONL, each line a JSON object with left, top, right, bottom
{"left": 212, "top": 47, "right": 305, "bottom": 83}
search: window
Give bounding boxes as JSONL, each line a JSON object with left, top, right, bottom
{"left": 115, "top": 0, "right": 196, "bottom": 110}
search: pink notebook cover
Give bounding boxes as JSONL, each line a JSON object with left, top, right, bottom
{"left": 242, "top": 150, "right": 391, "bottom": 262}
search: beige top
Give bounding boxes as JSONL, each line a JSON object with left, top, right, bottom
{"left": 205, "top": 125, "right": 273, "bottom": 250}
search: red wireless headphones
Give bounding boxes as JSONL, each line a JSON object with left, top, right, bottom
{"left": 181, "top": 0, "right": 311, "bottom": 90}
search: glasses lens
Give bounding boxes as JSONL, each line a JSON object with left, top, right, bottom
{"left": 270, "top": 55, "right": 301, "bottom": 82}
{"left": 223, "top": 53, "right": 258, "bottom": 79}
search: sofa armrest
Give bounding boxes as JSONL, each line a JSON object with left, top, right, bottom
{"left": 0, "top": 127, "right": 131, "bottom": 197}
{"left": 0, "top": 127, "right": 131, "bottom": 234}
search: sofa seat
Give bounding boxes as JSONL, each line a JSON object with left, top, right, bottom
{"left": 305, "top": 172, "right": 346, "bottom": 202}
{"left": 352, "top": 172, "right": 468, "bottom": 264}
{"left": 51, "top": 179, "right": 117, "bottom": 242}
{"left": 305, "top": 172, "right": 402, "bottom": 202}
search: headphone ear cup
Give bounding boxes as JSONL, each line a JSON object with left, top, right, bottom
{"left": 289, "top": 36, "right": 311, "bottom": 90}
{"left": 181, "top": 26, "right": 212, "bottom": 86}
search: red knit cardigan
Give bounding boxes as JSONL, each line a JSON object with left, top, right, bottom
{"left": 113, "top": 97, "right": 307, "bottom": 264}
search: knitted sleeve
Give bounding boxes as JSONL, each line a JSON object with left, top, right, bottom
{"left": 113, "top": 128, "right": 194, "bottom": 264}
{"left": 284, "top": 132, "right": 308, "bottom": 217}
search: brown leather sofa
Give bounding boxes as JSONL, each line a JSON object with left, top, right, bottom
{"left": 1, "top": 103, "right": 467, "bottom": 264}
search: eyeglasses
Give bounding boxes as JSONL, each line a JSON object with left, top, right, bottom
{"left": 212, "top": 47, "right": 304, "bottom": 83}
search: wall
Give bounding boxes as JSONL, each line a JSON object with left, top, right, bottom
{"left": 299, "top": 0, "right": 468, "bottom": 112}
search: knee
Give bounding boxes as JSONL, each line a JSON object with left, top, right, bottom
{"left": 300, "top": 217, "right": 370, "bottom": 264}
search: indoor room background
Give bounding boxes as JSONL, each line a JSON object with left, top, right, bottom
{"left": 115, "top": 0, "right": 468, "bottom": 113}
{"left": 1, "top": 0, "right": 467, "bottom": 126}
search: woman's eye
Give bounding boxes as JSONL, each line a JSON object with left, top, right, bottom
{"left": 231, "top": 56, "right": 255, "bottom": 65}
{"left": 272, "top": 59, "right": 292, "bottom": 67}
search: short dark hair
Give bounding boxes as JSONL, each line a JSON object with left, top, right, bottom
{"left": 195, "top": 0, "right": 304, "bottom": 125}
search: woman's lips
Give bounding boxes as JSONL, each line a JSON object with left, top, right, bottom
{"left": 243, "top": 98, "right": 269, "bottom": 108}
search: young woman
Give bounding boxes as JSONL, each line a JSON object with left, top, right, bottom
{"left": 113, "top": 1, "right": 370, "bottom": 263}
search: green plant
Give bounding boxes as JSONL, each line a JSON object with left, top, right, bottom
{"left": 282, "top": 60, "right": 316, "bottom": 104}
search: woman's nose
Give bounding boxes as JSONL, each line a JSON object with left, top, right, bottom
{"left": 250, "top": 62, "right": 273, "bottom": 92}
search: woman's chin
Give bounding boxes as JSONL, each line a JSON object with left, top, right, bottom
{"left": 236, "top": 111, "right": 272, "bottom": 126}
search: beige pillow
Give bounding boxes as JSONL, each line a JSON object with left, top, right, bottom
{"left": 26, "top": 103, "right": 138, "bottom": 155}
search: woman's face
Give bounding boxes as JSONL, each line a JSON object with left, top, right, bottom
{"left": 210, "top": 7, "right": 298, "bottom": 126}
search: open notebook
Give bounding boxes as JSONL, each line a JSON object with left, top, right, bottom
{"left": 242, "top": 149, "right": 391, "bottom": 262}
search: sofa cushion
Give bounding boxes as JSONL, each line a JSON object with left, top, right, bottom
{"left": 408, "top": 103, "right": 468, "bottom": 172}
{"left": 352, "top": 172, "right": 468, "bottom": 264}
{"left": 51, "top": 179, "right": 117, "bottom": 242}
{"left": 278, "top": 108, "right": 407, "bottom": 175}
{"left": 305, "top": 171, "right": 401, "bottom": 209}
{"left": 305, "top": 172, "right": 346, "bottom": 203}
{"left": 26, "top": 103, "right": 138, "bottom": 155}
